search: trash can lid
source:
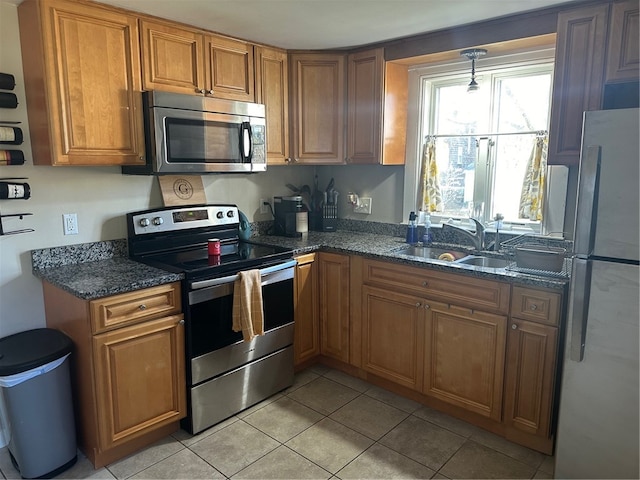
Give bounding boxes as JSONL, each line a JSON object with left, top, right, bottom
{"left": 0, "top": 328, "right": 73, "bottom": 376}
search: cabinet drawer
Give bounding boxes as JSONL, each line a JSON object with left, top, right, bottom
{"left": 510, "top": 286, "right": 560, "bottom": 326}
{"left": 90, "top": 282, "right": 182, "bottom": 334}
{"left": 362, "top": 259, "right": 510, "bottom": 314}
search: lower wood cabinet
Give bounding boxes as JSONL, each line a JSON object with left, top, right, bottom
{"left": 504, "top": 286, "right": 561, "bottom": 444}
{"left": 42, "top": 281, "right": 186, "bottom": 468}
{"left": 293, "top": 253, "right": 320, "bottom": 366}
{"left": 423, "top": 300, "right": 507, "bottom": 421}
{"left": 92, "top": 314, "right": 185, "bottom": 451}
{"left": 318, "top": 252, "right": 350, "bottom": 362}
{"left": 361, "top": 285, "right": 424, "bottom": 390}
{"left": 290, "top": 252, "right": 565, "bottom": 454}
{"left": 504, "top": 318, "right": 558, "bottom": 437}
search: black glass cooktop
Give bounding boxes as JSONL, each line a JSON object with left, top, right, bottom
{"left": 134, "top": 241, "right": 294, "bottom": 280}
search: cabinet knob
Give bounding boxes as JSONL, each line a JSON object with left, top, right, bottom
{"left": 422, "top": 281, "right": 428, "bottom": 287}
{"left": 179, "top": 319, "right": 185, "bottom": 325}
{"left": 512, "top": 323, "right": 518, "bottom": 330}
{"left": 196, "top": 88, "right": 206, "bottom": 94}
{"left": 138, "top": 304, "right": 147, "bottom": 311}
{"left": 415, "top": 302, "right": 421, "bottom": 308}
{"left": 208, "top": 90, "right": 214, "bottom": 95}
{"left": 530, "top": 304, "right": 538, "bottom": 311}
{"left": 424, "top": 303, "right": 430, "bottom": 309}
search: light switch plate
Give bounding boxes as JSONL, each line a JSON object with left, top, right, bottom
{"left": 354, "top": 197, "right": 372, "bottom": 214}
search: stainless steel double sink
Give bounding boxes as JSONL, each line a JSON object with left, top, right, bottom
{"left": 393, "top": 245, "right": 510, "bottom": 269}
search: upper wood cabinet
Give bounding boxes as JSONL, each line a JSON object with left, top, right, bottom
{"left": 605, "top": 0, "right": 640, "bottom": 83}
{"left": 347, "top": 48, "right": 408, "bottom": 165}
{"left": 289, "top": 53, "right": 347, "bottom": 164}
{"left": 549, "top": 1, "right": 639, "bottom": 166}
{"left": 318, "top": 252, "right": 350, "bottom": 362}
{"left": 255, "top": 46, "right": 290, "bottom": 165}
{"left": 548, "top": 3, "right": 609, "bottom": 166}
{"left": 140, "top": 19, "right": 255, "bottom": 101}
{"left": 140, "top": 19, "right": 205, "bottom": 94}
{"left": 18, "top": 0, "right": 145, "bottom": 166}
{"left": 204, "top": 35, "right": 254, "bottom": 101}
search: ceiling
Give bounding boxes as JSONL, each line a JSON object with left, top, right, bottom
{"left": 81, "top": 0, "right": 579, "bottom": 50}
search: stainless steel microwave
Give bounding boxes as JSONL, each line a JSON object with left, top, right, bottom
{"left": 123, "top": 91, "right": 266, "bottom": 175}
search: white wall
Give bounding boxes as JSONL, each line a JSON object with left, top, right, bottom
{"left": 0, "top": 2, "right": 402, "bottom": 337}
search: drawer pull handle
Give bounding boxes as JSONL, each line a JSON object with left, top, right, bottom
{"left": 138, "top": 304, "right": 147, "bottom": 311}
{"left": 512, "top": 323, "right": 518, "bottom": 330}
{"left": 530, "top": 304, "right": 538, "bottom": 311}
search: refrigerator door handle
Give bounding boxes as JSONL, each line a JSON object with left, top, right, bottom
{"left": 569, "top": 258, "right": 592, "bottom": 362}
{"left": 573, "top": 146, "right": 601, "bottom": 255}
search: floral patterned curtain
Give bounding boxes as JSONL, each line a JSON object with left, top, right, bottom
{"left": 417, "top": 139, "right": 443, "bottom": 212}
{"left": 518, "top": 136, "right": 548, "bottom": 221}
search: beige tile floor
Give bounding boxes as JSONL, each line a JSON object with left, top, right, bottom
{"left": 0, "top": 365, "right": 555, "bottom": 479}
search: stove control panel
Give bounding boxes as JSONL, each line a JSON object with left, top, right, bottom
{"left": 130, "top": 205, "right": 239, "bottom": 235}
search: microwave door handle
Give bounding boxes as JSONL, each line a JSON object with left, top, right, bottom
{"left": 240, "top": 122, "right": 252, "bottom": 163}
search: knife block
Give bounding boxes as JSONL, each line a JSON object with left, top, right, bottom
{"left": 309, "top": 205, "right": 337, "bottom": 232}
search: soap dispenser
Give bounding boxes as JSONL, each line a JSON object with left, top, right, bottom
{"left": 422, "top": 213, "right": 432, "bottom": 244}
{"left": 406, "top": 211, "right": 418, "bottom": 244}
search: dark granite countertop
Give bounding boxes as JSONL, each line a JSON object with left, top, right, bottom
{"left": 31, "top": 240, "right": 183, "bottom": 300}
{"left": 31, "top": 228, "right": 568, "bottom": 301}
{"left": 249, "top": 231, "right": 569, "bottom": 290}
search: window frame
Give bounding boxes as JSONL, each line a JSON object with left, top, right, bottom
{"left": 402, "top": 47, "right": 557, "bottom": 233}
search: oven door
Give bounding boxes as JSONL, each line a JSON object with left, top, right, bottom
{"left": 186, "top": 260, "right": 295, "bottom": 385}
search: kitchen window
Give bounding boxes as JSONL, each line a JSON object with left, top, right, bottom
{"left": 403, "top": 48, "right": 566, "bottom": 235}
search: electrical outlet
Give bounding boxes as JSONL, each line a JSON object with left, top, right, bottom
{"left": 259, "top": 198, "right": 269, "bottom": 214}
{"left": 63, "top": 213, "right": 78, "bottom": 235}
{"left": 354, "top": 197, "right": 372, "bottom": 214}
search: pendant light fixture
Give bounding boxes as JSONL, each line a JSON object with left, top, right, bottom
{"left": 460, "top": 48, "right": 487, "bottom": 92}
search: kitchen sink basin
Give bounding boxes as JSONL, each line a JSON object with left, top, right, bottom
{"left": 455, "top": 255, "right": 510, "bottom": 268}
{"left": 394, "top": 246, "right": 467, "bottom": 261}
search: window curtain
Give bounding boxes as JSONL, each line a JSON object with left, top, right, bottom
{"left": 518, "top": 136, "right": 548, "bottom": 221}
{"left": 417, "top": 139, "right": 443, "bottom": 212}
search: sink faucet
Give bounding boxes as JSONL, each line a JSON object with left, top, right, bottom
{"left": 442, "top": 218, "right": 486, "bottom": 251}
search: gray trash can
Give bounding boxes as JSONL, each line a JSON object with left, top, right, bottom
{"left": 0, "top": 328, "right": 77, "bottom": 479}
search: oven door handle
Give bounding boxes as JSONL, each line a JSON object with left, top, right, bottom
{"left": 190, "top": 259, "right": 297, "bottom": 290}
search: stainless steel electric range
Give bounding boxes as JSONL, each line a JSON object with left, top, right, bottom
{"left": 127, "top": 204, "right": 296, "bottom": 434}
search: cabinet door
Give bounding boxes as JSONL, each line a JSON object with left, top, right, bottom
{"left": 347, "top": 49, "right": 383, "bottom": 164}
{"left": 140, "top": 19, "right": 205, "bottom": 95}
{"left": 548, "top": 4, "right": 609, "bottom": 165}
{"left": 605, "top": 0, "right": 640, "bottom": 83}
{"left": 318, "top": 252, "right": 350, "bottom": 362}
{"left": 361, "top": 285, "right": 424, "bottom": 390}
{"left": 294, "top": 253, "right": 320, "bottom": 366}
{"left": 19, "top": 0, "right": 145, "bottom": 166}
{"left": 290, "top": 53, "right": 346, "bottom": 164}
{"left": 93, "top": 314, "right": 186, "bottom": 451}
{"left": 255, "top": 46, "right": 290, "bottom": 165}
{"left": 504, "top": 318, "right": 558, "bottom": 437}
{"left": 423, "top": 301, "right": 507, "bottom": 420}
{"left": 204, "top": 35, "right": 254, "bottom": 101}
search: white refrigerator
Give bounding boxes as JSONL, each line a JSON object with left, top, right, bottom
{"left": 554, "top": 108, "right": 639, "bottom": 479}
